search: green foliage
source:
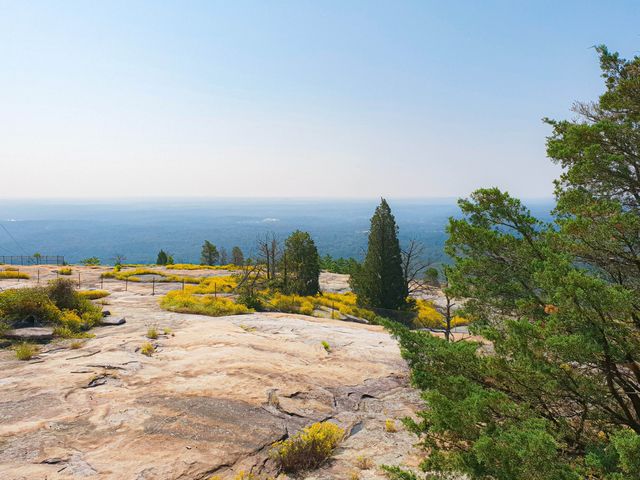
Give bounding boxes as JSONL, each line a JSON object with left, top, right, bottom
{"left": 80, "top": 257, "right": 100, "bottom": 266}
{"left": 58, "top": 267, "right": 73, "bottom": 275}
{"left": 319, "top": 254, "right": 360, "bottom": 274}
{"left": 156, "top": 249, "right": 170, "bottom": 265}
{"left": 200, "top": 240, "right": 219, "bottom": 266}
{"left": 384, "top": 47, "right": 640, "bottom": 480}
{"left": 351, "top": 198, "right": 407, "bottom": 309}
{"left": 321, "top": 340, "right": 331, "bottom": 352}
{"left": 231, "top": 246, "right": 244, "bottom": 266}
{"left": 270, "top": 421, "right": 344, "bottom": 472}
{"left": 283, "top": 230, "right": 320, "bottom": 295}
{"left": 0, "top": 279, "right": 101, "bottom": 335}
{"left": 78, "top": 290, "right": 110, "bottom": 300}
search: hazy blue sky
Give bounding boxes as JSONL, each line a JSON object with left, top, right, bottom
{"left": 1, "top": 1, "right": 638, "bottom": 199}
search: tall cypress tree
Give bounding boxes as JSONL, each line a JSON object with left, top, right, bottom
{"left": 351, "top": 198, "right": 407, "bottom": 309}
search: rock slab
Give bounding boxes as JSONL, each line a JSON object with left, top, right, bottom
{"left": 100, "top": 317, "right": 126, "bottom": 326}
{"left": 3, "top": 327, "right": 53, "bottom": 342}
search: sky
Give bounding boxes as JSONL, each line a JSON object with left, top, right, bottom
{"left": 0, "top": 1, "right": 638, "bottom": 199}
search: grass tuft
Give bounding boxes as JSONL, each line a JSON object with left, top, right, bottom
{"left": 321, "top": 340, "right": 331, "bottom": 352}
{"left": 140, "top": 342, "right": 155, "bottom": 356}
{"left": 147, "top": 327, "right": 158, "bottom": 339}
{"left": 385, "top": 419, "right": 398, "bottom": 433}
{"left": 355, "top": 455, "right": 374, "bottom": 470}
{"left": 15, "top": 342, "right": 38, "bottom": 360}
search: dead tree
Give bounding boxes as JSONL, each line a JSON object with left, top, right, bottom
{"left": 401, "top": 239, "right": 430, "bottom": 295}
{"left": 257, "top": 233, "right": 280, "bottom": 281}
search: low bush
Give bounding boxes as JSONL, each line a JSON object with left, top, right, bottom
{"left": 0, "top": 270, "right": 30, "bottom": 279}
{"left": 15, "top": 342, "right": 38, "bottom": 360}
{"left": 167, "top": 263, "right": 241, "bottom": 271}
{"left": 102, "top": 267, "right": 202, "bottom": 285}
{"left": 270, "top": 421, "right": 344, "bottom": 472}
{"left": 186, "top": 275, "right": 237, "bottom": 294}
{"left": 160, "top": 291, "right": 252, "bottom": 317}
{"left": 0, "top": 279, "right": 102, "bottom": 336}
{"left": 321, "top": 340, "right": 331, "bottom": 352}
{"left": 413, "top": 299, "right": 467, "bottom": 329}
{"left": 78, "top": 290, "right": 110, "bottom": 300}
{"left": 58, "top": 267, "right": 73, "bottom": 275}
{"left": 69, "top": 340, "right": 83, "bottom": 349}
{"left": 267, "top": 293, "right": 315, "bottom": 316}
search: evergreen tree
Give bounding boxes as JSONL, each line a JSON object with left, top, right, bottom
{"left": 200, "top": 240, "right": 219, "bottom": 266}
{"left": 384, "top": 46, "right": 640, "bottom": 480}
{"left": 219, "top": 246, "right": 228, "bottom": 265}
{"left": 156, "top": 249, "right": 168, "bottom": 265}
{"left": 283, "top": 230, "right": 320, "bottom": 295}
{"left": 351, "top": 198, "right": 407, "bottom": 309}
{"left": 231, "top": 246, "right": 244, "bottom": 266}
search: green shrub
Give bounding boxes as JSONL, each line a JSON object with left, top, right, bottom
{"left": 0, "top": 279, "right": 102, "bottom": 336}
{"left": 15, "top": 343, "right": 38, "bottom": 360}
{"left": 80, "top": 257, "right": 100, "bottom": 266}
{"left": 321, "top": 340, "right": 331, "bottom": 352}
{"left": 270, "top": 421, "right": 344, "bottom": 472}
{"left": 58, "top": 267, "right": 72, "bottom": 275}
{"left": 0, "top": 287, "right": 61, "bottom": 325}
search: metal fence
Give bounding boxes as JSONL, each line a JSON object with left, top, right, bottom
{"left": 0, "top": 255, "right": 65, "bottom": 265}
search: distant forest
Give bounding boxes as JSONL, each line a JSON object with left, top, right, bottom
{"left": 0, "top": 199, "right": 554, "bottom": 265}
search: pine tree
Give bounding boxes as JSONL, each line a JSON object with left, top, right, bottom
{"left": 351, "top": 198, "right": 407, "bottom": 309}
{"left": 231, "top": 246, "right": 244, "bottom": 266}
{"left": 156, "top": 249, "right": 168, "bottom": 265}
{"left": 283, "top": 230, "right": 320, "bottom": 295}
{"left": 200, "top": 240, "right": 219, "bottom": 266}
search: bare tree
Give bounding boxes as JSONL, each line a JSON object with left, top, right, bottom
{"left": 401, "top": 239, "right": 430, "bottom": 294}
{"left": 233, "top": 259, "right": 268, "bottom": 298}
{"left": 112, "top": 253, "right": 127, "bottom": 266}
{"left": 257, "top": 232, "right": 280, "bottom": 281}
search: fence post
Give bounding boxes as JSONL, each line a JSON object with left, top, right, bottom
{"left": 152, "top": 277, "right": 155, "bottom": 296}
{"left": 37, "top": 269, "right": 40, "bottom": 284}
{"left": 78, "top": 271, "right": 81, "bottom": 289}
{"left": 125, "top": 278, "right": 128, "bottom": 292}
{"left": 101, "top": 276, "right": 104, "bottom": 289}
{"left": 182, "top": 278, "right": 185, "bottom": 291}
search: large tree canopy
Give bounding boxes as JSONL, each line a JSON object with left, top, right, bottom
{"left": 385, "top": 46, "right": 640, "bottom": 480}
{"left": 283, "top": 230, "right": 320, "bottom": 296}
